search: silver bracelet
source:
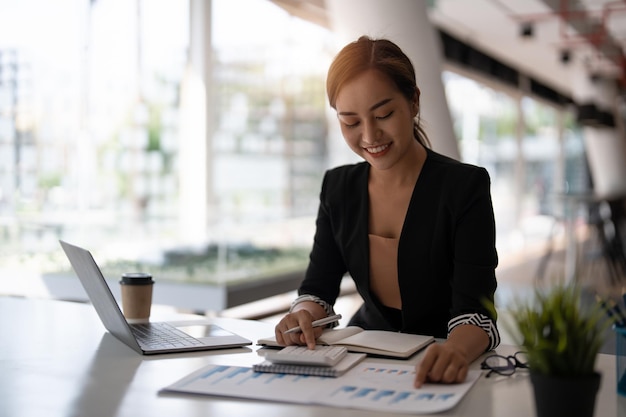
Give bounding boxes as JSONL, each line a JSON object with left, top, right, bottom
{"left": 290, "top": 294, "right": 338, "bottom": 328}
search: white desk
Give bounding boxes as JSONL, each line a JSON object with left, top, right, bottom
{"left": 1, "top": 296, "right": 624, "bottom": 417}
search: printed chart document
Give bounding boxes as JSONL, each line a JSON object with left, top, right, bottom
{"left": 161, "top": 362, "right": 481, "bottom": 414}
{"left": 258, "top": 327, "right": 434, "bottom": 358}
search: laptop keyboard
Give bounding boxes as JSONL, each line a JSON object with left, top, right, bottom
{"left": 131, "top": 322, "right": 204, "bottom": 349}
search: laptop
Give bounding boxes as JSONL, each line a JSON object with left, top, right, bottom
{"left": 59, "top": 240, "right": 252, "bottom": 355}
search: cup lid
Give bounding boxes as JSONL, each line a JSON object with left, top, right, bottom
{"left": 120, "top": 272, "right": 154, "bottom": 285}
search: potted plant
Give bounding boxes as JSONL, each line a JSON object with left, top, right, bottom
{"left": 502, "top": 283, "right": 610, "bottom": 417}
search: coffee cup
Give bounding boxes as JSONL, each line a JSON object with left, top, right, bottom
{"left": 119, "top": 272, "right": 154, "bottom": 323}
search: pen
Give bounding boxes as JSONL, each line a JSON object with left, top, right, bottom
{"left": 284, "top": 314, "right": 342, "bottom": 334}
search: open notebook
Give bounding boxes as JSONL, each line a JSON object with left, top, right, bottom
{"left": 258, "top": 326, "right": 434, "bottom": 358}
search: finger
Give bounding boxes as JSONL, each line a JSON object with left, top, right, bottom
{"left": 455, "top": 364, "right": 469, "bottom": 383}
{"left": 301, "top": 326, "right": 325, "bottom": 349}
{"left": 298, "top": 321, "right": 317, "bottom": 349}
{"left": 275, "top": 326, "right": 285, "bottom": 346}
{"left": 275, "top": 313, "right": 306, "bottom": 346}
{"left": 284, "top": 330, "right": 304, "bottom": 345}
{"left": 414, "top": 346, "right": 438, "bottom": 388}
{"left": 275, "top": 319, "right": 293, "bottom": 346}
{"left": 441, "top": 359, "right": 469, "bottom": 384}
{"left": 426, "top": 355, "right": 451, "bottom": 383}
{"left": 439, "top": 361, "right": 462, "bottom": 383}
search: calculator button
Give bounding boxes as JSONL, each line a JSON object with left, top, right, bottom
{"left": 265, "top": 345, "right": 348, "bottom": 366}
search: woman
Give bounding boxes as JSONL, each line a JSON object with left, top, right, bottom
{"left": 274, "top": 36, "right": 500, "bottom": 388}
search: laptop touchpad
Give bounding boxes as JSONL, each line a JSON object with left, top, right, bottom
{"left": 175, "top": 324, "right": 235, "bottom": 338}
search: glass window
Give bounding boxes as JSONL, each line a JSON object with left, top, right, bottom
{"left": 444, "top": 72, "right": 520, "bottom": 252}
{"left": 521, "top": 97, "right": 559, "bottom": 220}
{"left": 0, "top": 0, "right": 335, "bottom": 304}
{"left": 443, "top": 71, "right": 589, "bottom": 258}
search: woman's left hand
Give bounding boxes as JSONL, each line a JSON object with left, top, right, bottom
{"left": 413, "top": 343, "right": 469, "bottom": 388}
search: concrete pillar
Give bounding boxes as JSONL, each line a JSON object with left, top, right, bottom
{"left": 325, "top": 0, "right": 460, "bottom": 160}
{"left": 178, "top": 0, "right": 213, "bottom": 240}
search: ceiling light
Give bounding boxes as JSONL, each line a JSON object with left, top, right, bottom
{"left": 520, "top": 22, "right": 533, "bottom": 38}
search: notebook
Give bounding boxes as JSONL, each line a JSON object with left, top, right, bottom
{"left": 258, "top": 326, "right": 434, "bottom": 359}
{"left": 59, "top": 240, "right": 252, "bottom": 355}
{"left": 253, "top": 351, "right": 366, "bottom": 377}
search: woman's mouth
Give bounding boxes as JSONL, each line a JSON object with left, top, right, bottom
{"left": 365, "top": 143, "right": 390, "bottom": 155}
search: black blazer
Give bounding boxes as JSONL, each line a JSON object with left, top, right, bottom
{"left": 299, "top": 148, "right": 498, "bottom": 339}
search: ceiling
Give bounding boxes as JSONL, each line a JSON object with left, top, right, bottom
{"left": 270, "top": 0, "right": 626, "bottom": 100}
{"left": 430, "top": 0, "right": 626, "bottom": 98}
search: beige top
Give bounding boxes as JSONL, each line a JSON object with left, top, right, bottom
{"left": 366, "top": 141, "right": 426, "bottom": 311}
{"left": 368, "top": 234, "right": 401, "bottom": 309}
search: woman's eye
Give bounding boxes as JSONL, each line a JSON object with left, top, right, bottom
{"left": 376, "top": 111, "right": 393, "bottom": 120}
{"left": 342, "top": 120, "right": 359, "bottom": 128}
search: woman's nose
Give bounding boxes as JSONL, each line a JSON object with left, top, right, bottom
{"left": 362, "top": 120, "right": 381, "bottom": 144}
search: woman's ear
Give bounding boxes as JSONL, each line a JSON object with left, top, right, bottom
{"left": 411, "top": 91, "right": 420, "bottom": 117}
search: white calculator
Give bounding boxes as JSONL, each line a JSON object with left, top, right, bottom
{"left": 265, "top": 345, "right": 348, "bottom": 367}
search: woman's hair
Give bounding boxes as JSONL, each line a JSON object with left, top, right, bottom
{"left": 326, "top": 36, "right": 431, "bottom": 148}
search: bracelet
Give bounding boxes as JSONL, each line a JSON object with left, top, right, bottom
{"left": 290, "top": 294, "right": 339, "bottom": 328}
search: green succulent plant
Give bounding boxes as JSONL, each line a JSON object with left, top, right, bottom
{"left": 502, "top": 284, "right": 610, "bottom": 377}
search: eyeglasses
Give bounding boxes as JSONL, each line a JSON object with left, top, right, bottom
{"left": 480, "top": 351, "right": 529, "bottom": 378}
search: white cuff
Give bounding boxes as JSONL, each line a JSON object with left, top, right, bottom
{"left": 448, "top": 313, "right": 500, "bottom": 351}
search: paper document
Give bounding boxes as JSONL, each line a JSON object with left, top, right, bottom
{"left": 161, "top": 362, "right": 481, "bottom": 414}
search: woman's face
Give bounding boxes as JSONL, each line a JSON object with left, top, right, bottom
{"left": 334, "top": 69, "right": 418, "bottom": 171}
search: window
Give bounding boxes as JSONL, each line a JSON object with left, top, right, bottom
{"left": 443, "top": 71, "right": 588, "bottom": 258}
{"left": 0, "top": 0, "right": 336, "bottom": 305}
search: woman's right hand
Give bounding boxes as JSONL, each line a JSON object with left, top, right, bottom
{"left": 275, "top": 309, "right": 324, "bottom": 350}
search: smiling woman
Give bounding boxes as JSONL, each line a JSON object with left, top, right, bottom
{"left": 274, "top": 36, "right": 500, "bottom": 390}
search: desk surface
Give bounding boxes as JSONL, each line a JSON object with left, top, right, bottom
{"left": 1, "top": 296, "right": 624, "bottom": 417}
